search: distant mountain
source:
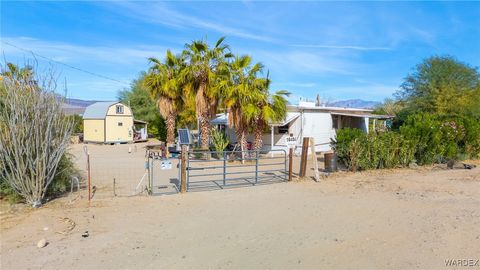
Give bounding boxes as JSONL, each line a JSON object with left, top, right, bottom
{"left": 61, "top": 97, "right": 380, "bottom": 116}
{"left": 62, "top": 98, "right": 100, "bottom": 115}
{"left": 64, "top": 98, "right": 98, "bottom": 108}
{"left": 327, "top": 99, "right": 380, "bottom": 109}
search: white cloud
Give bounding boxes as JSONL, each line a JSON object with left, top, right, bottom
{"left": 1, "top": 36, "right": 162, "bottom": 99}
{"left": 250, "top": 49, "right": 357, "bottom": 76}
{"left": 2, "top": 36, "right": 170, "bottom": 65}
{"left": 289, "top": 44, "right": 392, "bottom": 51}
{"left": 106, "top": 2, "right": 274, "bottom": 42}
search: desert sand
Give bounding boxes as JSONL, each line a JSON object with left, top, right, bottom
{"left": 1, "top": 143, "right": 479, "bottom": 269}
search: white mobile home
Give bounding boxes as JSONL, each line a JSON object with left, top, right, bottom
{"left": 211, "top": 102, "right": 392, "bottom": 154}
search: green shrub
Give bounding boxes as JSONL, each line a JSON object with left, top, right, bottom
{"left": 46, "top": 153, "right": 82, "bottom": 197}
{"left": 462, "top": 116, "right": 480, "bottom": 159}
{"left": 399, "top": 113, "right": 445, "bottom": 164}
{"left": 66, "top": 114, "right": 84, "bottom": 133}
{"left": 0, "top": 177, "right": 23, "bottom": 203}
{"left": 332, "top": 128, "right": 363, "bottom": 170}
{"left": 333, "top": 128, "right": 416, "bottom": 171}
{"left": 211, "top": 128, "right": 229, "bottom": 155}
{"left": 399, "top": 113, "right": 480, "bottom": 163}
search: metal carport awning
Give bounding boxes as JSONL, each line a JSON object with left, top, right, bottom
{"left": 330, "top": 112, "right": 394, "bottom": 119}
{"left": 211, "top": 112, "right": 302, "bottom": 127}
{"left": 269, "top": 112, "right": 301, "bottom": 126}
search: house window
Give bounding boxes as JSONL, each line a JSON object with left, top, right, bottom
{"left": 118, "top": 122, "right": 123, "bottom": 126}
{"left": 116, "top": 105, "right": 124, "bottom": 114}
{"left": 278, "top": 124, "right": 289, "bottom": 134}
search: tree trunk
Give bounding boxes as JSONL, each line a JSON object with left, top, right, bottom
{"left": 166, "top": 113, "right": 176, "bottom": 145}
{"left": 200, "top": 117, "right": 210, "bottom": 150}
{"left": 253, "top": 120, "right": 265, "bottom": 150}
{"left": 196, "top": 82, "right": 211, "bottom": 150}
{"left": 235, "top": 127, "right": 248, "bottom": 162}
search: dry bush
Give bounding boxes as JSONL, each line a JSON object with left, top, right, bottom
{"left": 0, "top": 72, "right": 73, "bottom": 207}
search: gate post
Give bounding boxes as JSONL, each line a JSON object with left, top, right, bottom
{"left": 180, "top": 145, "right": 187, "bottom": 193}
{"left": 87, "top": 151, "right": 91, "bottom": 202}
{"left": 299, "top": 137, "right": 310, "bottom": 178}
{"left": 146, "top": 151, "right": 152, "bottom": 195}
{"left": 288, "top": 148, "right": 293, "bottom": 181}
{"left": 223, "top": 151, "right": 227, "bottom": 186}
{"left": 255, "top": 150, "right": 259, "bottom": 184}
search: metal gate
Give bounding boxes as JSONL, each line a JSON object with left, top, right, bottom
{"left": 185, "top": 149, "right": 287, "bottom": 192}
{"left": 148, "top": 151, "right": 179, "bottom": 195}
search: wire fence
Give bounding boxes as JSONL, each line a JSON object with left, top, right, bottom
{"left": 76, "top": 144, "right": 150, "bottom": 199}
{"left": 70, "top": 143, "right": 294, "bottom": 200}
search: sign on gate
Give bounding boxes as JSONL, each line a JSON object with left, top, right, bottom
{"left": 286, "top": 135, "right": 297, "bottom": 149}
{"left": 161, "top": 159, "right": 172, "bottom": 170}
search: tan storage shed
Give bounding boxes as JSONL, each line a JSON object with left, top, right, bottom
{"left": 83, "top": 102, "right": 134, "bottom": 144}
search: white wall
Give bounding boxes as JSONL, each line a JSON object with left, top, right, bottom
{"left": 301, "top": 111, "right": 335, "bottom": 152}
{"left": 259, "top": 111, "right": 334, "bottom": 154}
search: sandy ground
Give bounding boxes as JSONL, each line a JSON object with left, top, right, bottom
{"left": 1, "top": 143, "right": 479, "bottom": 269}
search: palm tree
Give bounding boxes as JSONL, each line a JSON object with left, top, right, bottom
{"left": 1, "top": 63, "right": 35, "bottom": 85}
{"left": 245, "top": 75, "right": 289, "bottom": 150}
{"left": 224, "top": 55, "right": 265, "bottom": 157}
{"left": 144, "top": 50, "right": 184, "bottom": 145}
{"left": 182, "top": 37, "right": 233, "bottom": 149}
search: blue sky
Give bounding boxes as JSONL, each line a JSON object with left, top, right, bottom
{"left": 1, "top": 1, "right": 479, "bottom": 102}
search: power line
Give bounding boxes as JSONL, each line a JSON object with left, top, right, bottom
{"left": 1, "top": 40, "right": 129, "bottom": 86}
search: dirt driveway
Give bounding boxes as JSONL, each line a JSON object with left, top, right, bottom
{"left": 1, "top": 144, "right": 479, "bottom": 269}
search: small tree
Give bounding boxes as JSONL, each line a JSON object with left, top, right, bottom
{"left": 0, "top": 72, "right": 73, "bottom": 207}
{"left": 396, "top": 55, "right": 480, "bottom": 116}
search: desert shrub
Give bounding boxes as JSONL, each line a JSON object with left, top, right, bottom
{"left": 67, "top": 114, "right": 84, "bottom": 133}
{"left": 211, "top": 128, "right": 229, "bottom": 155}
{"left": 462, "top": 116, "right": 480, "bottom": 159}
{"left": 333, "top": 128, "right": 416, "bottom": 171}
{"left": 399, "top": 113, "right": 480, "bottom": 163}
{"left": 443, "top": 115, "right": 480, "bottom": 159}
{"left": 399, "top": 113, "right": 445, "bottom": 164}
{"left": 0, "top": 177, "right": 23, "bottom": 203}
{"left": 332, "top": 128, "right": 363, "bottom": 170}
{"left": 1, "top": 153, "right": 81, "bottom": 203}
{"left": 0, "top": 71, "right": 75, "bottom": 207}
{"left": 47, "top": 153, "right": 82, "bottom": 197}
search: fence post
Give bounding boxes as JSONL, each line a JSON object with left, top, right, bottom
{"left": 310, "top": 137, "right": 320, "bottom": 182}
{"left": 288, "top": 148, "right": 293, "bottom": 181}
{"left": 299, "top": 137, "right": 310, "bottom": 178}
{"left": 146, "top": 151, "right": 151, "bottom": 195}
{"left": 223, "top": 151, "right": 227, "bottom": 187}
{"left": 87, "top": 151, "right": 91, "bottom": 202}
{"left": 255, "top": 150, "right": 259, "bottom": 184}
{"left": 180, "top": 145, "right": 187, "bottom": 193}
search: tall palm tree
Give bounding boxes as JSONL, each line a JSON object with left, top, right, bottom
{"left": 224, "top": 55, "right": 264, "bottom": 157}
{"left": 182, "top": 37, "right": 233, "bottom": 149}
{"left": 245, "top": 75, "right": 289, "bottom": 150}
{"left": 144, "top": 50, "right": 184, "bottom": 145}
